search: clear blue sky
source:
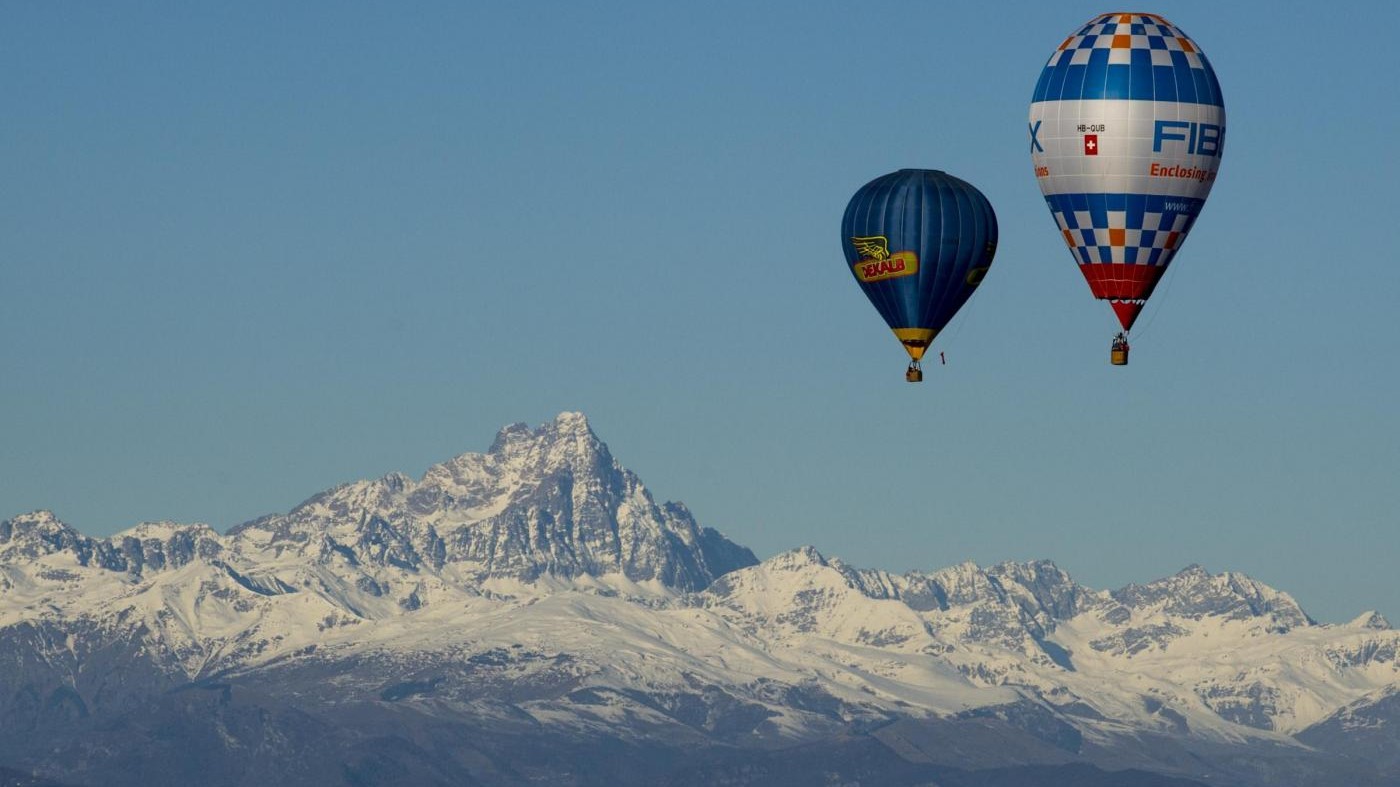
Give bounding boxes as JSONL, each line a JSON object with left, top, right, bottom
{"left": 4, "top": 2, "right": 1397, "bottom": 622}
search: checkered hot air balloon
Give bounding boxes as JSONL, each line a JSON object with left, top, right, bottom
{"left": 841, "top": 169, "right": 997, "bottom": 382}
{"left": 1029, "top": 12, "right": 1225, "bottom": 364}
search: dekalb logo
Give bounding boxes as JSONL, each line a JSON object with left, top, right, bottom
{"left": 851, "top": 236, "right": 918, "bottom": 283}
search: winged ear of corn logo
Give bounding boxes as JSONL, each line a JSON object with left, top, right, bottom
{"left": 851, "top": 236, "right": 890, "bottom": 261}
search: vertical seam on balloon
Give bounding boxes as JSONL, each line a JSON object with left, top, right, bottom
{"left": 952, "top": 182, "right": 976, "bottom": 331}
{"left": 850, "top": 178, "right": 875, "bottom": 323}
{"left": 873, "top": 174, "right": 898, "bottom": 328}
{"left": 932, "top": 177, "right": 965, "bottom": 334}
{"left": 913, "top": 173, "right": 928, "bottom": 330}
{"left": 947, "top": 179, "right": 966, "bottom": 331}
{"left": 924, "top": 178, "right": 950, "bottom": 331}
{"left": 863, "top": 174, "right": 898, "bottom": 332}
{"left": 892, "top": 177, "right": 907, "bottom": 326}
{"left": 921, "top": 177, "right": 946, "bottom": 333}
{"left": 922, "top": 175, "right": 941, "bottom": 331}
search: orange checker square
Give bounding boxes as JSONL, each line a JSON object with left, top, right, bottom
{"left": 1062, "top": 229, "right": 1076, "bottom": 248}
{"left": 1112, "top": 34, "right": 1132, "bottom": 48}
{"left": 1108, "top": 228, "right": 1126, "bottom": 246}
{"left": 1165, "top": 231, "right": 1180, "bottom": 249}
{"left": 1179, "top": 38, "right": 1196, "bottom": 53}
{"left": 1118, "top": 14, "right": 1132, "bottom": 23}
{"left": 1059, "top": 36, "right": 1074, "bottom": 50}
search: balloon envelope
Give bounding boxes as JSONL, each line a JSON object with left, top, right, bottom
{"left": 841, "top": 169, "right": 997, "bottom": 361}
{"left": 1029, "top": 13, "right": 1225, "bottom": 331}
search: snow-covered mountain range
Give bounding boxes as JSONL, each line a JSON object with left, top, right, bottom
{"left": 2, "top": 413, "right": 1396, "bottom": 786}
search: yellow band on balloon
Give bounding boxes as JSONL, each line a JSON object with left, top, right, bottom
{"left": 892, "top": 328, "right": 937, "bottom": 361}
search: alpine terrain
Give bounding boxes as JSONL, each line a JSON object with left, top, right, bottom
{"left": 2, "top": 413, "right": 1396, "bottom": 786}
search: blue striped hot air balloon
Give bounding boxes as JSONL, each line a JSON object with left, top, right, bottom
{"left": 1029, "top": 12, "right": 1225, "bottom": 365}
{"left": 841, "top": 169, "right": 997, "bottom": 382}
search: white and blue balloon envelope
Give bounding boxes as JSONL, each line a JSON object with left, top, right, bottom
{"left": 1029, "top": 13, "right": 1224, "bottom": 332}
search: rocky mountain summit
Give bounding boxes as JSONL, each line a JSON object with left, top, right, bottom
{"left": 221, "top": 411, "right": 756, "bottom": 591}
{"left": 1, "top": 413, "right": 1396, "bottom": 787}
{"left": 1, "top": 413, "right": 752, "bottom": 597}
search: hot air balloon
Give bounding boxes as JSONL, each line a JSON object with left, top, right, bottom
{"left": 841, "top": 169, "right": 997, "bottom": 382}
{"left": 1028, "top": 13, "right": 1224, "bottom": 364}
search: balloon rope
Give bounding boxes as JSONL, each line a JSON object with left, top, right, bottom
{"left": 937, "top": 284, "right": 983, "bottom": 357}
{"left": 1127, "top": 262, "right": 1180, "bottom": 343}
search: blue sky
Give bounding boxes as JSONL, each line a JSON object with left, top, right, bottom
{"left": 3, "top": 1, "right": 1397, "bottom": 622}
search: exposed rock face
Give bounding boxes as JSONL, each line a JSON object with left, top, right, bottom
{"left": 0, "top": 511, "right": 222, "bottom": 574}
{"left": 1350, "top": 610, "right": 1392, "bottom": 630}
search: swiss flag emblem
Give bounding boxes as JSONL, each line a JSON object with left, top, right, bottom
{"left": 1084, "top": 134, "right": 1099, "bottom": 156}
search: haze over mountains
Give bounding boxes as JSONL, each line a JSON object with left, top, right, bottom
{"left": 2, "top": 413, "right": 1397, "bottom": 786}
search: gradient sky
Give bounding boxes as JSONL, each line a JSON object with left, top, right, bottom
{"left": 4, "top": 1, "right": 1397, "bottom": 622}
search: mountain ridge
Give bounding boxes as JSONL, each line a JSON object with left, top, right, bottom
{"left": 2, "top": 413, "right": 1396, "bottom": 787}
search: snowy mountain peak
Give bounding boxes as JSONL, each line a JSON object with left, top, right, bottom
{"left": 0, "top": 510, "right": 84, "bottom": 558}
{"left": 112, "top": 521, "right": 220, "bottom": 540}
{"left": 770, "top": 545, "right": 829, "bottom": 569}
{"left": 987, "top": 559, "right": 1099, "bottom": 621}
{"left": 5, "top": 509, "right": 60, "bottom": 526}
{"left": 41, "top": 414, "right": 756, "bottom": 594}
{"left": 922, "top": 559, "right": 1001, "bottom": 606}
{"left": 551, "top": 409, "right": 592, "bottom": 431}
{"left": 487, "top": 420, "right": 535, "bottom": 453}
{"left": 1112, "top": 564, "right": 1313, "bottom": 630}
{"left": 487, "top": 411, "right": 597, "bottom": 458}
{"left": 378, "top": 471, "right": 415, "bottom": 493}
{"left": 1350, "top": 610, "right": 1392, "bottom": 630}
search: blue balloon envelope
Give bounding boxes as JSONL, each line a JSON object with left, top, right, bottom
{"left": 841, "top": 169, "right": 997, "bottom": 374}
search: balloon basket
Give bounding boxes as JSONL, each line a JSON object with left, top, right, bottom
{"left": 905, "top": 362, "right": 924, "bottom": 383}
{"left": 1110, "top": 348, "right": 1129, "bottom": 366}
